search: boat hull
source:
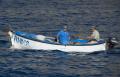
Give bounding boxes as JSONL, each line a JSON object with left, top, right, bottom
{"left": 8, "top": 31, "right": 106, "bottom": 52}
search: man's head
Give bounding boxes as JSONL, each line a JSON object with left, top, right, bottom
{"left": 91, "top": 26, "right": 96, "bottom": 31}
{"left": 63, "top": 26, "right": 67, "bottom": 31}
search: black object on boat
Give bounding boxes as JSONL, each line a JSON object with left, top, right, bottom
{"left": 107, "top": 37, "right": 118, "bottom": 49}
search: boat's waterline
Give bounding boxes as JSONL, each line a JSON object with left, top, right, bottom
{"left": 8, "top": 31, "right": 106, "bottom": 52}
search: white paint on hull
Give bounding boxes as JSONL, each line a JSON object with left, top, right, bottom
{"left": 8, "top": 31, "right": 106, "bottom": 52}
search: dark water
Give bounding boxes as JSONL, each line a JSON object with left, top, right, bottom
{"left": 0, "top": 0, "right": 120, "bottom": 77}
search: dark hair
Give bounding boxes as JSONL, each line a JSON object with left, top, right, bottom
{"left": 91, "top": 26, "right": 97, "bottom": 30}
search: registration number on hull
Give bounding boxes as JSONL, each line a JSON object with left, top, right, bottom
{"left": 13, "top": 35, "right": 29, "bottom": 46}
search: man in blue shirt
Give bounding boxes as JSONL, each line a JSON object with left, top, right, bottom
{"left": 57, "top": 26, "right": 70, "bottom": 45}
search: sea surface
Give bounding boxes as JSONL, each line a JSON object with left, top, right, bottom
{"left": 0, "top": 0, "right": 120, "bottom": 77}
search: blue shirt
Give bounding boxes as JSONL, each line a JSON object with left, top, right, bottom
{"left": 57, "top": 30, "right": 70, "bottom": 45}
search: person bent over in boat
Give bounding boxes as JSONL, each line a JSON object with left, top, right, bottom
{"left": 57, "top": 26, "right": 70, "bottom": 45}
{"left": 88, "top": 26, "right": 100, "bottom": 44}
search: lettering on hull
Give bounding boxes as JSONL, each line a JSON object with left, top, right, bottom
{"left": 13, "top": 35, "right": 29, "bottom": 46}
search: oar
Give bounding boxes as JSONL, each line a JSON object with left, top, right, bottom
{"left": 71, "top": 34, "right": 80, "bottom": 37}
{"left": 1, "top": 25, "right": 12, "bottom": 32}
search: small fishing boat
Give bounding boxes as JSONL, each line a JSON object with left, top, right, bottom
{"left": 8, "top": 31, "right": 106, "bottom": 52}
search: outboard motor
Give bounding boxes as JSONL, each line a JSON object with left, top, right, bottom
{"left": 107, "top": 37, "right": 119, "bottom": 49}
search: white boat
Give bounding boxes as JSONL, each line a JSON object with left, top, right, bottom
{"left": 8, "top": 31, "right": 106, "bottom": 52}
